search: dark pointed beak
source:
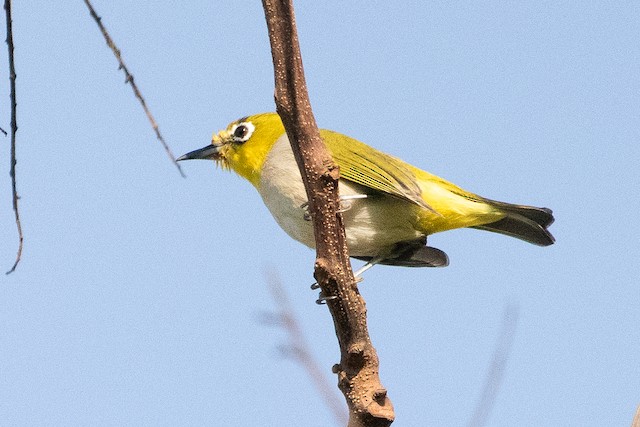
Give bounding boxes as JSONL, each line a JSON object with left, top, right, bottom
{"left": 176, "top": 144, "right": 222, "bottom": 161}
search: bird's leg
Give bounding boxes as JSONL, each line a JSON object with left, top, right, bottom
{"left": 300, "top": 194, "right": 368, "bottom": 221}
{"left": 311, "top": 255, "right": 383, "bottom": 293}
{"left": 352, "top": 256, "right": 384, "bottom": 277}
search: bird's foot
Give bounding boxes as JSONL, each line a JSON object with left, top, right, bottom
{"left": 315, "top": 293, "right": 338, "bottom": 305}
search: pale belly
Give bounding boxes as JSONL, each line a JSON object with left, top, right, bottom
{"left": 258, "top": 136, "right": 422, "bottom": 257}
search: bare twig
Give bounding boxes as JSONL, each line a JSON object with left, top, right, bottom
{"left": 468, "top": 305, "right": 520, "bottom": 427}
{"left": 261, "top": 1, "right": 394, "bottom": 425}
{"left": 82, "top": 0, "right": 185, "bottom": 177}
{"left": 264, "top": 270, "right": 348, "bottom": 426}
{"left": 5, "top": 0, "right": 22, "bottom": 275}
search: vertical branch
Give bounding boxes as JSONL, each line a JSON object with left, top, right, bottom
{"left": 5, "top": 0, "right": 22, "bottom": 275}
{"left": 261, "top": 1, "right": 394, "bottom": 426}
{"left": 83, "top": 0, "right": 185, "bottom": 177}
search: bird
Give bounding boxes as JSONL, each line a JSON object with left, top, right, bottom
{"left": 177, "top": 112, "right": 554, "bottom": 272}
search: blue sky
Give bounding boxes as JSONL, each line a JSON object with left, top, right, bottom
{"left": 1, "top": 2, "right": 638, "bottom": 426}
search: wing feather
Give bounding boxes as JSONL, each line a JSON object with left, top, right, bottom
{"left": 320, "top": 129, "right": 436, "bottom": 212}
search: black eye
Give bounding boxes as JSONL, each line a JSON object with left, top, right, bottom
{"left": 231, "top": 122, "right": 254, "bottom": 143}
{"left": 234, "top": 125, "right": 248, "bottom": 139}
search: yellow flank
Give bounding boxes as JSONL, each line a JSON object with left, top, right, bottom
{"left": 403, "top": 160, "right": 506, "bottom": 234}
{"left": 319, "top": 127, "right": 506, "bottom": 234}
{"left": 413, "top": 177, "right": 504, "bottom": 234}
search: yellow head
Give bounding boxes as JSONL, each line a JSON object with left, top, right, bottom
{"left": 177, "top": 112, "right": 284, "bottom": 187}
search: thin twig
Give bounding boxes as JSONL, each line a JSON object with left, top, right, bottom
{"left": 264, "top": 270, "right": 348, "bottom": 426}
{"left": 5, "top": 0, "right": 22, "bottom": 275}
{"left": 468, "top": 305, "right": 520, "bottom": 427}
{"left": 82, "top": 0, "right": 185, "bottom": 177}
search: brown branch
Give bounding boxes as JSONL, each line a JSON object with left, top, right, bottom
{"left": 82, "top": 0, "right": 185, "bottom": 178}
{"left": 5, "top": 0, "right": 22, "bottom": 275}
{"left": 264, "top": 271, "right": 348, "bottom": 426}
{"left": 468, "top": 305, "right": 519, "bottom": 427}
{"left": 261, "top": 1, "right": 394, "bottom": 425}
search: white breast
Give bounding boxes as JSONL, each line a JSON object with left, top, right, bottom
{"left": 258, "top": 135, "right": 422, "bottom": 257}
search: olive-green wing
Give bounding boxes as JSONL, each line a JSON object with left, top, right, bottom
{"left": 320, "top": 129, "right": 436, "bottom": 212}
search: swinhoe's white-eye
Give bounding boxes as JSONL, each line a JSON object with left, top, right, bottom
{"left": 178, "top": 113, "right": 554, "bottom": 269}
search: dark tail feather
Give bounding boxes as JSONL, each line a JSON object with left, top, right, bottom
{"left": 375, "top": 245, "right": 449, "bottom": 267}
{"left": 353, "top": 239, "right": 449, "bottom": 267}
{"left": 472, "top": 200, "right": 555, "bottom": 246}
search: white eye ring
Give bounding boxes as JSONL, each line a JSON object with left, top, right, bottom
{"left": 230, "top": 122, "right": 255, "bottom": 143}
